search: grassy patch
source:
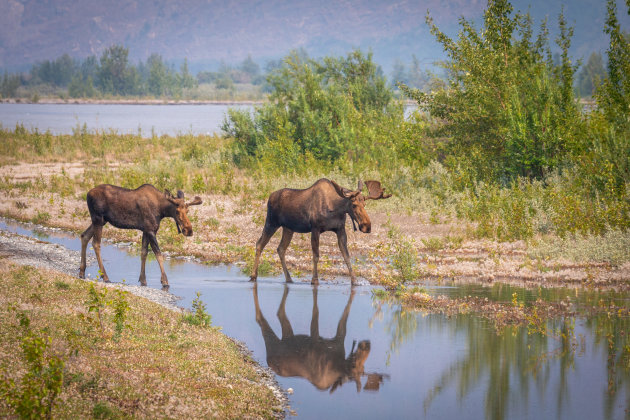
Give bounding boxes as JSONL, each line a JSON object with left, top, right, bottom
{"left": 0, "top": 262, "right": 282, "bottom": 418}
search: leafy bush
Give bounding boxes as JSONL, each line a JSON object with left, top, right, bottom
{"left": 222, "top": 49, "right": 423, "bottom": 175}
{"left": 1, "top": 312, "right": 65, "bottom": 420}
{"left": 401, "top": 0, "right": 581, "bottom": 182}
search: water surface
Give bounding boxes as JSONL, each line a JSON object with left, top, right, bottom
{"left": 1, "top": 218, "right": 628, "bottom": 420}
{"left": 0, "top": 103, "right": 252, "bottom": 137}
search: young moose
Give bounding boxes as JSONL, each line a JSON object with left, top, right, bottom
{"left": 79, "top": 184, "right": 202, "bottom": 288}
{"left": 250, "top": 178, "right": 391, "bottom": 285}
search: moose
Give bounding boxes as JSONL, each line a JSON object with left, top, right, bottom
{"left": 79, "top": 184, "right": 202, "bottom": 288}
{"left": 253, "top": 284, "right": 386, "bottom": 393}
{"left": 249, "top": 178, "right": 391, "bottom": 285}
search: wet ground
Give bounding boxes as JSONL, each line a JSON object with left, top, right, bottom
{"left": 1, "top": 218, "right": 629, "bottom": 420}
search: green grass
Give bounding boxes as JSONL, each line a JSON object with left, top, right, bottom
{"left": 0, "top": 262, "right": 282, "bottom": 418}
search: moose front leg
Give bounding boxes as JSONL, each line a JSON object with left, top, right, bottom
{"left": 138, "top": 233, "right": 149, "bottom": 286}
{"left": 336, "top": 228, "right": 357, "bottom": 285}
{"left": 147, "top": 232, "right": 168, "bottom": 289}
{"left": 310, "top": 230, "right": 320, "bottom": 285}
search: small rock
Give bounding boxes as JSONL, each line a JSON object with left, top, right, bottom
{"left": 287, "top": 388, "right": 294, "bottom": 394}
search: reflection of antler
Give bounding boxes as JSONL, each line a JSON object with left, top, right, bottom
{"left": 364, "top": 180, "right": 392, "bottom": 200}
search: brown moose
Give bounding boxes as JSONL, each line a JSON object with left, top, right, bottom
{"left": 250, "top": 179, "right": 391, "bottom": 285}
{"left": 79, "top": 184, "right": 202, "bottom": 288}
{"left": 253, "top": 284, "right": 385, "bottom": 393}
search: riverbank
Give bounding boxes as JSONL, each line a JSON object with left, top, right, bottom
{"left": 0, "top": 228, "right": 286, "bottom": 418}
{"left": 0, "top": 163, "right": 628, "bottom": 291}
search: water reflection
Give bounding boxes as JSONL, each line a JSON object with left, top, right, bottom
{"left": 379, "top": 294, "right": 630, "bottom": 420}
{"left": 253, "top": 285, "right": 386, "bottom": 393}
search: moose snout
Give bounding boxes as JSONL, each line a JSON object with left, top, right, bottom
{"left": 359, "top": 224, "right": 371, "bottom": 234}
{"left": 182, "top": 227, "right": 193, "bottom": 236}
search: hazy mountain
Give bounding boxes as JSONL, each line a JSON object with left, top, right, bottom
{"left": 1, "top": 0, "right": 628, "bottom": 73}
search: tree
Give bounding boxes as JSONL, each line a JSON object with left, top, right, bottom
{"left": 98, "top": 45, "right": 133, "bottom": 95}
{"left": 178, "top": 58, "right": 197, "bottom": 90}
{"left": 223, "top": 49, "right": 404, "bottom": 168}
{"left": 400, "top": 0, "right": 580, "bottom": 181}
{"left": 0, "top": 71, "right": 20, "bottom": 98}
{"left": 576, "top": 52, "right": 606, "bottom": 98}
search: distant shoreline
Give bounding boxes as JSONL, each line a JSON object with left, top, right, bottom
{"left": 0, "top": 98, "right": 265, "bottom": 105}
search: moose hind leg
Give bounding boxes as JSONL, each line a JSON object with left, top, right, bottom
{"left": 310, "top": 230, "right": 320, "bottom": 285}
{"left": 250, "top": 226, "right": 278, "bottom": 281}
{"left": 138, "top": 233, "right": 149, "bottom": 286}
{"left": 92, "top": 225, "right": 110, "bottom": 282}
{"left": 79, "top": 224, "right": 94, "bottom": 278}
{"left": 277, "top": 228, "right": 294, "bottom": 283}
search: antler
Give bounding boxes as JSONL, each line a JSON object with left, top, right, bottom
{"left": 364, "top": 180, "right": 392, "bottom": 200}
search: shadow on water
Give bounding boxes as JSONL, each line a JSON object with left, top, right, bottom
{"left": 1, "top": 217, "right": 629, "bottom": 419}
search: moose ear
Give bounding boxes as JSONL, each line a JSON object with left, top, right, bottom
{"left": 177, "top": 190, "right": 185, "bottom": 199}
{"left": 186, "top": 196, "right": 203, "bottom": 206}
{"left": 364, "top": 180, "right": 392, "bottom": 200}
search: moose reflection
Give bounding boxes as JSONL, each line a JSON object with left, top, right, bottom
{"left": 253, "top": 285, "right": 385, "bottom": 393}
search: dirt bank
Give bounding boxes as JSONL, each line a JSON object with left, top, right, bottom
{"left": 0, "top": 161, "right": 628, "bottom": 291}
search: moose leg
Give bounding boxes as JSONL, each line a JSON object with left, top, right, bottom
{"left": 310, "top": 230, "right": 320, "bottom": 285}
{"left": 277, "top": 228, "right": 294, "bottom": 283}
{"left": 79, "top": 224, "right": 94, "bottom": 278}
{"left": 250, "top": 226, "right": 278, "bottom": 282}
{"left": 336, "top": 228, "right": 357, "bottom": 285}
{"left": 138, "top": 233, "right": 149, "bottom": 286}
{"left": 335, "top": 289, "right": 356, "bottom": 341}
{"left": 147, "top": 232, "right": 168, "bottom": 288}
{"left": 92, "top": 225, "right": 109, "bottom": 282}
{"left": 253, "top": 284, "right": 281, "bottom": 351}
{"left": 310, "top": 286, "right": 319, "bottom": 338}
{"left": 277, "top": 285, "right": 294, "bottom": 339}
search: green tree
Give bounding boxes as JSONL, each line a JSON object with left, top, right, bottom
{"left": 0, "top": 71, "right": 21, "bottom": 98}
{"left": 147, "top": 53, "right": 170, "bottom": 96}
{"left": 222, "top": 49, "right": 412, "bottom": 171}
{"left": 400, "top": 0, "right": 580, "bottom": 181}
{"left": 98, "top": 45, "right": 133, "bottom": 95}
{"left": 576, "top": 52, "right": 606, "bottom": 98}
{"left": 178, "top": 58, "right": 197, "bottom": 90}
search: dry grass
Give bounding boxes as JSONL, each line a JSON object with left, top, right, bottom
{"left": 0, "top": 262, "right": 282, "bottom": 418}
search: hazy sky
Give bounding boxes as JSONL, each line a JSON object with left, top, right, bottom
{"left": 0, "top": 0, "right": 628, "bottom": 71}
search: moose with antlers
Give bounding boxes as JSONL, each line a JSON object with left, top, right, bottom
{"left": 249, "top": 178, "right": 391, "bottom": 285}
{"left": 79, "top": 184, "right": 202, "bottom": 289}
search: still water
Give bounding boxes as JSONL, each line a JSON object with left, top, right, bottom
{"left": 0, "top": 103, "right": 251, "bottom": 137}
{"left": 1, "top": 218, "right": 628, "bottom": 420}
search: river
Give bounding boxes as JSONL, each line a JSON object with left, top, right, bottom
{"left": 1, "top": 218, "right": 628, "bottom": 420}
{"left": 0, "top": 103, "right": 251, "bottom": 137}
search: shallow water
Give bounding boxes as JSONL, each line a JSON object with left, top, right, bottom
{"left": 1, "top": 218, "right": 629, "bottom": 420}
{"left": 0, "top": 103, "right": 252, "bottom": 137}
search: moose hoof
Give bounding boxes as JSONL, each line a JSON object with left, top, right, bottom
{"left": 79, "top": 270, "right": 85, "bottom": 279}
{"left": 139, "top": 277, "right": 147, "bottom": 286}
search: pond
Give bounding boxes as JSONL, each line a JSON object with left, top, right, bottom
{"left": 1, "top": 218, "right": 629, "bottom": 419}
{"left": 0, "top": 103, "right": 252, "bottom": 137}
